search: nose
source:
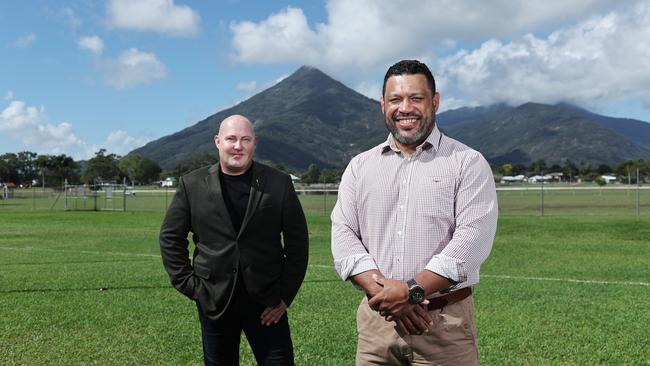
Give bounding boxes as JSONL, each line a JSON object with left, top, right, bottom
{"left": 234, "top": 140, "right": 243, "bottom": 150}
{"left": 398, "top": 99, "right": 413, "bottom": 113}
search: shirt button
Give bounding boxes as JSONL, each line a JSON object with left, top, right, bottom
{"left": 402, "top": 180, "right": 407, "bottom": 184}
{"left": 400, "top": 205, "right": 404, "bottom": 210}
{"left": 397, "top": 230, "right": 402, "bottom": 236}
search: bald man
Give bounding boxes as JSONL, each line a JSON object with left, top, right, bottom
{"left": 160, "top": 115, "right": 309, "bottom": 365}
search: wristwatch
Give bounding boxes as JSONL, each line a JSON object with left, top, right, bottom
{"left": 406, "top": 278, "right": 425, "bottom": 304}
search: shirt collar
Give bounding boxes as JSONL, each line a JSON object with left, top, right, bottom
{"left": 380, "top": 124, "right": 442, "bottom": 155}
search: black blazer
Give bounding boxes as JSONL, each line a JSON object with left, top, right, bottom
{"left": 159, "top": 162, "right": 309, "bottom": 320}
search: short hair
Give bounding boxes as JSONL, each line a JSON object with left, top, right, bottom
{"left": 382, "top": 60, "right": 436, "bottom": 97}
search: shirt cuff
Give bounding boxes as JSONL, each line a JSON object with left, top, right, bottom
{"left": 425, "top": 254, "right": 467, "bottom": 290}
{"left": 334, "top": 254, "right": 378, "bottom": 281}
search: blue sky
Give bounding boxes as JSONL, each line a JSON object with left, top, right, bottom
{"left": 2, "top": 1, "right": 650, "bottom": 160}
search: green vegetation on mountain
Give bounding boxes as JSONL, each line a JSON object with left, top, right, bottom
{"left": 131, "top": 66, "right": 650, "bottom": 170}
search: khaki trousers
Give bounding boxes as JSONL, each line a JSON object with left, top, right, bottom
{"left": 356, "top": 296, "right": 479, "bottom": 365}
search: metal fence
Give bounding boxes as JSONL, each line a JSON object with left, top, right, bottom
{"left": 1, "top": 184, "right": 648, "bottom": 217}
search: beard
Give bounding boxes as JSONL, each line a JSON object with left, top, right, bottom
{"left": 385, "top": 111, "right": 436, "bottom": 147}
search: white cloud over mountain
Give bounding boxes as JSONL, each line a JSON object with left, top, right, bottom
{"left": 437, "top": 3, "right": 650, "bottom": 109}
{"left": 229, "top": 0, "right": 650, "bottom": 111}
{"left": 107, "top": 0, "right": 200, "bottom": 37}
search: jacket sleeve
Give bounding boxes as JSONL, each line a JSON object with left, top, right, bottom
{"left": 159, "top": 176, "right": 196, "bottom": 299}
{"left": 279, "top": 175, "right": 309, "bottom": 307}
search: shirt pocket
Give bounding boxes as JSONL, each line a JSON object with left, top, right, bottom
{"left": 416, "top": 175, "right": 456, "bottom": 219}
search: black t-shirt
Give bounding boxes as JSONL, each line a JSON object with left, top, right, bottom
{"left": 219, "top": 164, "right": 253, "bottom": 234}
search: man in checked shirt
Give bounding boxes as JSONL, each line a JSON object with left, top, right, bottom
{"left": 331, "top": 59, "right": 498, "bottom": 365}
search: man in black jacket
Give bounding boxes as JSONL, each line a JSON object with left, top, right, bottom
{"left": 160, "top": 114, "right": 309, "bottom": 365}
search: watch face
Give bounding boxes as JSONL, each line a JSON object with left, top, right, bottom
{"left": 409, "top": 285, "right": 425, "bottom": 304}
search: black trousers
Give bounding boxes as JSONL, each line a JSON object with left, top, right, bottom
{"left": 196, "top": 281, "right": 295, "bottom": 366}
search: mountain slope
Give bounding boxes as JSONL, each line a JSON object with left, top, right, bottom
{"left": 131, "top": 66, "right": 650, "bottom": 170}
{"left": 442, "top": 103, "right": 650, "bottom": 166}
{"left": 131, "top": 66, "right": 385, "bottom": 170}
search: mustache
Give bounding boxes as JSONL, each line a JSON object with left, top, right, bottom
{"left": 393, "top": 112, "right": 422, "bottom": 119}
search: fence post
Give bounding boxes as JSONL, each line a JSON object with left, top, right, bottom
{"left": 32, "top": 187, "right": 36, "bottom": 210}
{"left": 64, "top": 180, "right": 68, "bottom": 211}
{"left": 542, "top": 173, "right": 544, "bottom": 216}
{"left": 636, "top": 168, "right": 640, "bottom": 218}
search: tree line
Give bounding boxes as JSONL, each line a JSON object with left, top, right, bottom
{"left": 491, "top": 159, "right": 650, "bottom": 183}
{"left": 0, "top": 149, "right": 162, "bottom": 187}
{"left": 3, "top": 150, "right": 648, "bottom": 189}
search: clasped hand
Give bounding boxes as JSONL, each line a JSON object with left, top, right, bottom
{"left": 367, "top": 274, "right": 432, "bottom": 335}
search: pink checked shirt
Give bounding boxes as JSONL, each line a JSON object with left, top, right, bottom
{"left": 331, "top": 125, "right": 498, "bottom": 293}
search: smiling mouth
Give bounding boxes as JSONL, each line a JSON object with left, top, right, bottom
{"left": 396, "top": 117, "right": 420, "bottom": 128}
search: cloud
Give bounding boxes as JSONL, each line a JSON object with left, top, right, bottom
{"left": 0, "top": 100, "right": 84, "bottom": 155}
{"left": 236, "top": 81, "right": 257, "bottom": 92}
{"left": 103, "top": 48, "right": 167, "bottom": 89}
{"left": 106, "top": 0, "right": 200, "bottom": 37}
{"left": 231, "top": 7, "right": 320, "bottom": 64}
{"left": 63, "top": 7, "right": 82, "bottom": 28}
{"left": 274, "top": 74, "right": 289, "bottom": 84}
{"left": 100, "top": 130, "right": 151, "bottom": 155}
{"left": 4, "top": 91, "right": 13, "bottom": 101}
{"left": 78, "top": 36, "right": 104, "bottom": 56}
{"left": 0, "top": 99, "right": 153, "bottom": 159}
{"left": 230, "top": 1, "right": 650, "bottom": 114}
{"left": 437, "top": 3, "right": 650, "bottom": 110}
{"left": 13, "top": 32, "right": 36, "bottom": 48}
{"left": 354, "top": 81, "right": 381, "bottom": 101}
{"left": 229, "top": 0, "right": 620, "bottom": 69}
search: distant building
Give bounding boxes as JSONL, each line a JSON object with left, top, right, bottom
{"left": 161, "top": 177, "right": 176, "bottom": 187}
{"left": 290, "top": 174, "right": 301, "bottom": 183}
{"left": 547, "top": 172, "right": 564, "bottom": 182}
{"left": 601, "top": 175, "right": 617, "bottom": 184}
{"left": 500, "top": 175, "right": 526, "bottom": 183}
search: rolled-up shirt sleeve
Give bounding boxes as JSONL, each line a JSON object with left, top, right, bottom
{"left": 425, "top": 152, "right": 498, "bottom": 289}
{"left": 331, "top": 160, "right": 379, "bottom": 280}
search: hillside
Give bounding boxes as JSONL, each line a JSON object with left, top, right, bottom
{"left": 440, "top": 103, "right": 650, "bottom": 166}
{"left": 131, "top": 66, "right": 650, "bottom": 170}
{"left": 131, "top": 66, "right": 385, "bottom": 170}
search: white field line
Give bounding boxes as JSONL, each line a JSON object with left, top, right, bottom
{"left": 481, "top": 274, "right": 649, "bottom": 287}
{"left": 308, "top": 264, "right": 650, "bottom": 287}
{"left": 2, "top": 246, "right": 648, "bottom": 287}
{"left": 0, "top": 246, "right": 159, "bottom": 258}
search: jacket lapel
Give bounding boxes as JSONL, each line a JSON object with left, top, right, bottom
{"left": 205, "top": 164, "right": 238, "bottom": 237}
{"left": 238, "top": 162, "right": 265, "bottom": 237}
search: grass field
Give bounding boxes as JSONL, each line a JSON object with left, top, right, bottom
{"left": 1, "top": 209, "right": 649, "bottom": 365}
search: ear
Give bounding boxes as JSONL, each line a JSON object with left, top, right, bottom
{"left": 214, "top": 134, "right": 220, "bottom": 149}
{"left": 380, "top": 97, "right": 385, "bottom": 116}
{"left": 433, "top": 92, "right": 440, "bottom": 113}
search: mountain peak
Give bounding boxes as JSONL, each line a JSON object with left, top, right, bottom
{"left": 275, "top": 65, "right": 342, "bottom": 90}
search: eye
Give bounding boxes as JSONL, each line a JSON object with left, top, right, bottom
{"left": 225, "top": 136, "right": 236, "bottom": 142}
{"left": 411, "top": 96, "right": 424, "bottom": 102}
